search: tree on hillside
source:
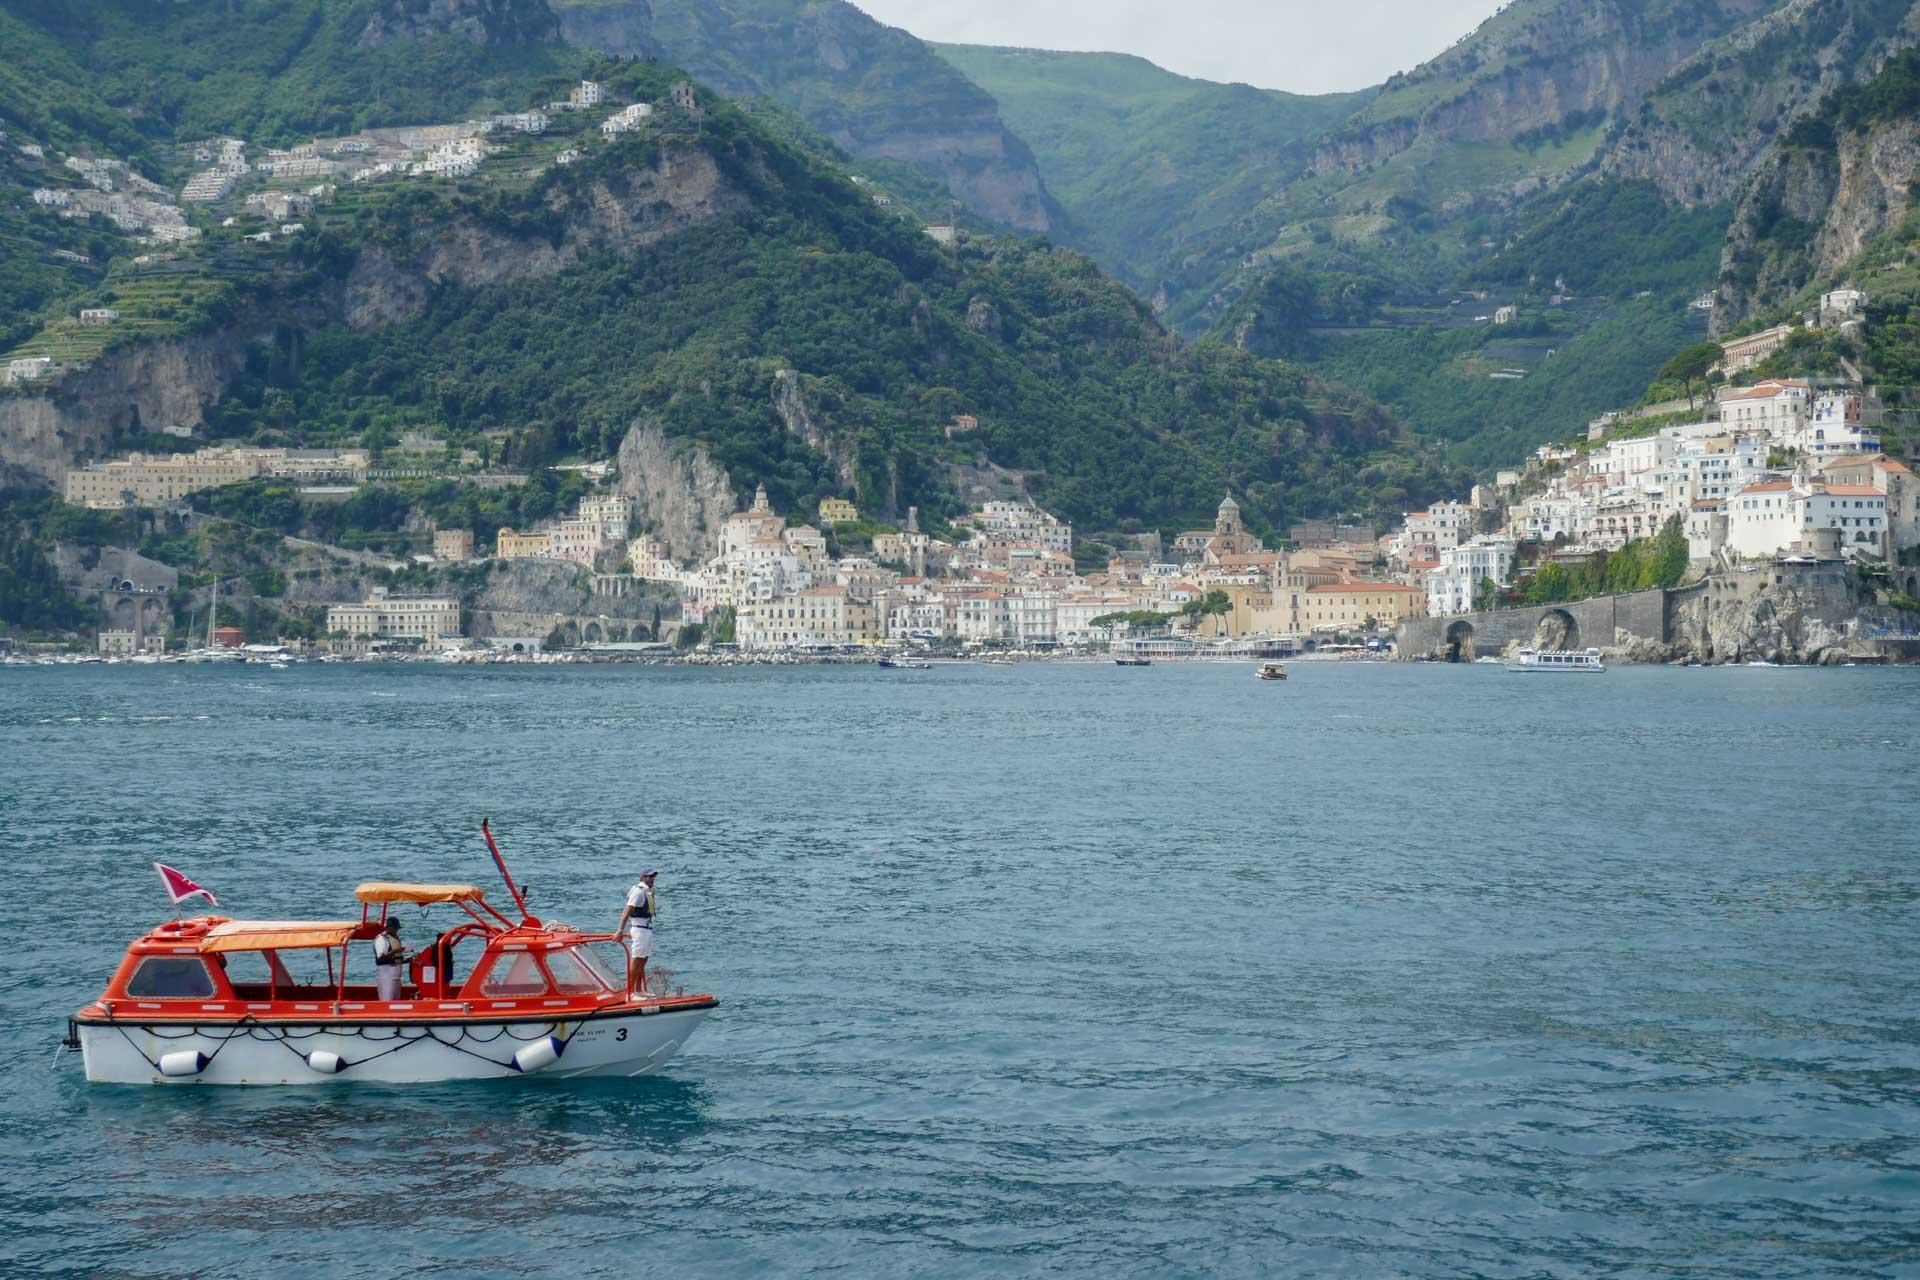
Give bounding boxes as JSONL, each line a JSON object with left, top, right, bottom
{"left": 1658, "top": 341, "right": 1725, "bottom": 409}
{"left": 1180, "top": 589, "right": 1232, "bottom": 619}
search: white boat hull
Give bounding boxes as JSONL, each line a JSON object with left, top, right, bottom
{"left": 76, "top": 1004, "right": 713, "bottom": 1085}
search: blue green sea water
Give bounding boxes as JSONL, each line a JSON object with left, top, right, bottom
{"left": 2, "top": 661, "right": 1917, "bottom": 1277}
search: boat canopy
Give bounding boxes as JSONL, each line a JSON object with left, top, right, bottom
{"left": 201, "top": 920, "right": 363, "bottom": 953}
{"left": 354, "top": 882, "right": 486, "bottom": 905}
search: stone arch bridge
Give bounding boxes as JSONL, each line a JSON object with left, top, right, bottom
{"left": 1396, "top": 589, "right": 1672, "bottom": 661}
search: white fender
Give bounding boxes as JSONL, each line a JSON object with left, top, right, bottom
{"left": 306, "top": 1050, "right": 346, "bottom": 1074}
{"left": 511, "top": 1036, "right": 563, "bottom": 1073}
{"left": 158, "top": 1050, "right": 208, "bottom": 1077}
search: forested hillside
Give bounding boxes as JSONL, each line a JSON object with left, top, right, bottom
{"left": 0, "top": 0, "right": 578, "bottom": 149}
{"left": 931, "top": 45, "right": 1369, "bottom": 297}
{"left": 1, "top": 54, "right": 1461, "bottom": 546}
{"left": 555, "top": 0, "right": 1058, "bottom": 232}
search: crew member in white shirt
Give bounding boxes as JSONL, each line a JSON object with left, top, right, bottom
{"left": 615, "top": 868, "right": 658, "bottom": 999}
{"left": 372, "top": 918, "right": 408, "bottom": 1001}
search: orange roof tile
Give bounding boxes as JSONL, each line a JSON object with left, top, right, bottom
{"left": 1820, "top": 485, "right": 1885, "bottom": 497}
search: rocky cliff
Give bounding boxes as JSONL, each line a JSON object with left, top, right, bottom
{"left": 613, "top": 422, "right": 737, "bottom": 563}
{"left": 5, "top": 142, "right": 757, "bottom": 488}
{"left": 1311, "top": 0, "right": 1771, "bottom": 178}
{"left": 358, "top": 0, "right": 562, "bottom": 47}
{"left": 1667, "top": 569, "right": 1918, "bottom": 663}
{"left": 548, "top": 0, "right": 657, "bottom": 57}
{"left": 0, "top": 335, "right": 253, "bottom": 489}
{"left": 561, "top": 0, "right": 1056, "bottom": 231}
{"left": 1601, "top": 0, "right": 1920, "bottom": 205}
{"left": 344, "top": 145, "right": 751, "bottom": 327}
{"left": 771, "top": 369, "right": 857, "bottom": 493}
{"left": 1712, "top": 114, "right": 1920, "bottom": 329}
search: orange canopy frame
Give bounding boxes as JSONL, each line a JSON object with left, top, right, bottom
{"left": 354, "top": 882, "right": 485, "bottom": 905}
{"left": 200, "top": 920, "right": 364, "bottom": 953}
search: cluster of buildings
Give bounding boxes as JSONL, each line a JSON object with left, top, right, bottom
{"left": 63, "top": 445, "right": 370, "bottom": 509}
{"left": 493, "top": 495, "right": 636, "bottom": 565}
{"left": 609, "top": 487, "right": 1424, "bottom": 651}
{"left": 1382, "top": 369, "right": 1916, "bottom": 620}
{"left": 1713, "top": 290, "right": 1870, "bottom": 374}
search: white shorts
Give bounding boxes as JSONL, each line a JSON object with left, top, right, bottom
{"left": 376, "top": 966, "right": 403, "bottom": 1001}
{"left": 625, "top": 927, "right": 655, "bottom": 959}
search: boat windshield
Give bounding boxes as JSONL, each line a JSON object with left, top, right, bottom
{"left": 575, "top": 944, "right": 624, "bottom": 990}
{"left": 544, "top": 948, "right": 609, "bottom": 995}
{"left": 474, "top": 946, "right": 617, "bottom": 998}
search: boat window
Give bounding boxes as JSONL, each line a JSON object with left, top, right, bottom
{"left": 478, "top": 952, "right": 551, "bottom": 998}
{"left": 125, "top": 956, "right": 217, "bottom": 999}
{"left": 543, "top": 949, "right": 606, "bottom": 995}
{"left": 580, "top": 942, "right": 627, "bottom": 989}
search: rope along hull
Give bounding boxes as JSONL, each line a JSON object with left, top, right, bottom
{"left": 75, "top": 1005, "right": 714, "bottom": 1085}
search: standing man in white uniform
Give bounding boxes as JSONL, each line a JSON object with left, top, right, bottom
{"left": 373, "top": 918, "right": 408, "bottom": 1001}
{"left": 615, "top": 868, "right": 658, "bottom": 999}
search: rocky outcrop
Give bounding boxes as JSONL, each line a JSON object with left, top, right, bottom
{"left": 466, "top": 559, "right": 682, "bottom": 642}
{"left": 1814, "top": 119, "right": 1920, "bottom": 268}
{"left": 357, "top": 0, "right": 560, "bottom": 48}
{"left": 1712, "top": 105, "right": 1920, "bottom": 330}
{"left": 1312, "top": 0, "right": 1769, "bottom": 179}
{"left": 614, "top": 422, "right": 737, "bottom": 563}
{"left": 346, "top": 147, "right": 752, "bottom": 327}
{"left": 1397, "top": 570, "right": 1919, "bottom": 664}
{"left": 568, "top": 0, "right": 1055, "bottom": 231}
{"left": 0, "top": 335, "right": 252, "bottom": 488}
{"left": 772, "top": 369, "right": 856, "bottom": 491}
{"left": 4, "top": 142, "right": 757, "bottom": 490}
{"left": 550, "top": 0, "right": 657, "bottom": 56}
{"left": 1669, "top": 569, "right": 1914, "bottom": 663}
{"left": 1602, "top": 0, "right": 1920, "bottom": 205}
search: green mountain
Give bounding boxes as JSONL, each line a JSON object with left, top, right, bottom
{"left": 0, "top": 0, "right": 576, "bottom": 150}
{"left": 0, "top": 49, "right": 1461, "bottom": 551}
{"left": 553, "top": 0, "right": 1059, "bottom": 232}
{"left": 0, "top": 0, "right": 582, "bottom": 350}
{"left": 1604, "top": 0, "right": 1920, "bottom": 207}
{"left": 929, "top": 45, "right": 1370, "bottom": 297}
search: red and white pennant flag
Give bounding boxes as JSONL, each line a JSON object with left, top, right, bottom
{"left": 154, "top": 862, "right": 218, "bottom": 907}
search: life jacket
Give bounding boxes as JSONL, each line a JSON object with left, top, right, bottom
{"left": 374, "top": 931, "right": 402, "bottom": 965}
{"left": 628, "top": 884, "right": 654, "bottom": 929}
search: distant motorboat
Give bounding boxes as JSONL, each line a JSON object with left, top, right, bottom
{"left": 1256, "top": 662, "right": 1288, "bottom": 681}
{"left": 1504, "top": 647, "right": 1605, "bottom": 674}
{"left": 1114, "top": 656, "right": 1151, "bottom": 667}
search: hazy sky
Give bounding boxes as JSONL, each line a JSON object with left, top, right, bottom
{"left": 849, "top": 0, "right": 1509, "bottom": 95}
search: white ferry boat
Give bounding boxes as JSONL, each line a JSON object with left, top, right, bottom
{"left": 1504, "top": 647, "right": 1605, "bottom": 673}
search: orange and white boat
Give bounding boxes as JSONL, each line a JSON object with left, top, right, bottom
{"left": 66, "top": 824, "right": 717, "bottom": 1085}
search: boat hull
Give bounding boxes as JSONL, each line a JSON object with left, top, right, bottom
{"left": 75, "top": 1003, "right": 714, "bottom": 1085}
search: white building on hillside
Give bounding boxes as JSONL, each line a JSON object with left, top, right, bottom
{"left": 1725, "top": 480, "right": 1889, "bottom": 560}
{"left": 1788, "top": 393, "right": 1880, "bottom": 458}
{"left": 1717, "top": 379, "right": 1810, "bottom": 433}
{"left": 601, "top": 103, "right": 653, "bottom": 136}
{"left": 1425, "top": 537, "right": 1516, "bottom": 618}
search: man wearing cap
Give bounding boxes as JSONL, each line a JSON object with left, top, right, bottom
{"left": 614, "top": 869, "right": 658, "bottom": 999}
{"left": 373, "top": 917, "right": 408, "bottom": 1001}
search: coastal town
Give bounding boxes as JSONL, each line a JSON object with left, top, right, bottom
{"left": 7, "top": 76, "right": 1916, "bottom": 665}
{"left": 37, "top": 294, "right": 1920, "bottom": 666}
